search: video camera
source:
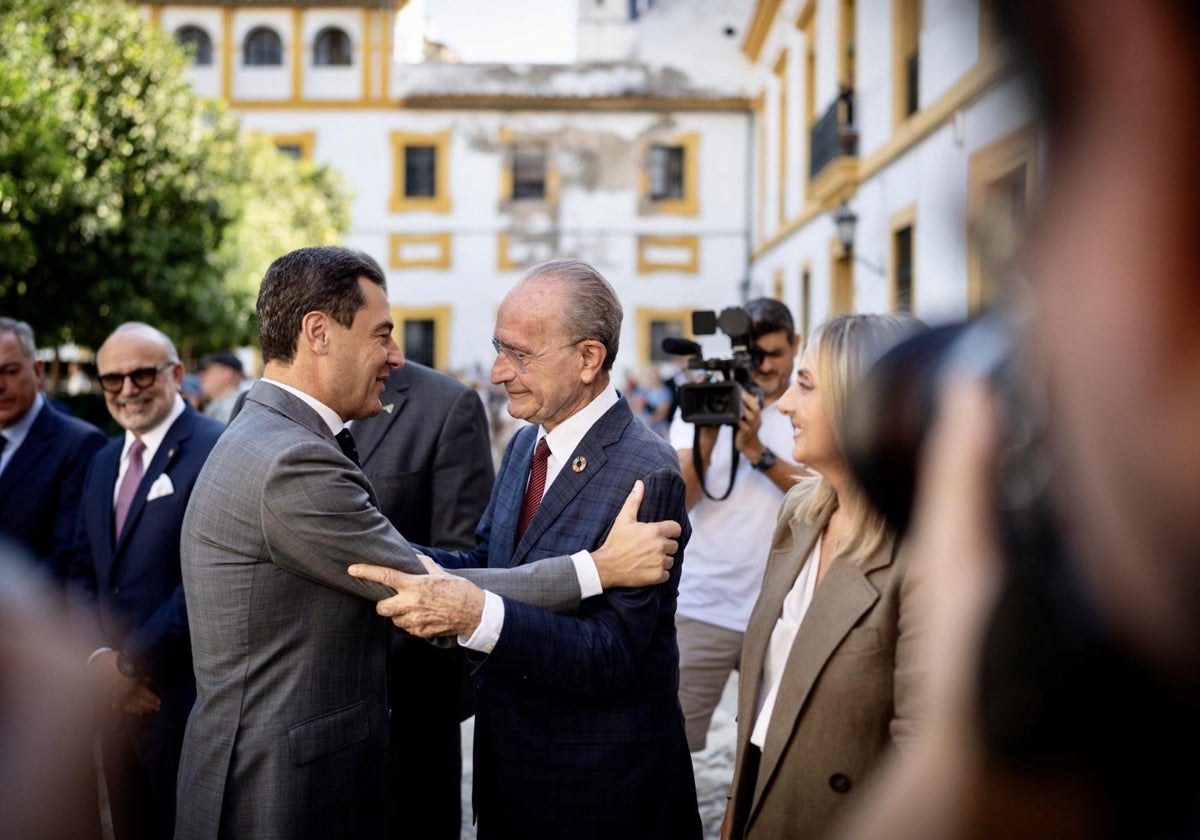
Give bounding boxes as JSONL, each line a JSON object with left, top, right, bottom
{"left": 661, "top": 307, "right": 765, "bottom": 426}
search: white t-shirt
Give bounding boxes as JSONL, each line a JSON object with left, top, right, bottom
{"left": 669, "top": 400, "right": 796, "bottom": 633}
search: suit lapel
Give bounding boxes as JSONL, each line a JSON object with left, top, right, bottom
{"left": 509, "top": 400, "right": 630, "bottom": 565}
{"left": 0, "top": 401, "right": 55, "bottom": 504}
{"left": 114, "top": 411, "right": 192, "bottom": 557}
{"left": 354, "top": 379, "right": 410, "bottom": 466}
{"left": 750, "top": 528, "right": 897, "bottom": 819}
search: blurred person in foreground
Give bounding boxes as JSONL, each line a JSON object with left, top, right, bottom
{"left": 832, "top": 1, "right": 1200, "bottom": 838}
{"left": 668, "top": 297, "right": 807, "bottom": 753}
{"left": 0, "top": 538, "right": 100, "bottom": 840}
{"left": 722, "top": 313, "right": 926, "bottom": 839}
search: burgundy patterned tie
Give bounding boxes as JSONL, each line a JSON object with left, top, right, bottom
{"left": 516, "top": 438, "right": 551, "bottom": 542}
{"left": 114, "top": 437, "right": 146, "bottom": 536}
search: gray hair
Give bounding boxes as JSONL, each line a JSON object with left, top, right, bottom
{"left": 519, "top": 258, "right": 622, "bottom": 372}
{"left": 0, "top": 318, "right": 36, "bottom": 359}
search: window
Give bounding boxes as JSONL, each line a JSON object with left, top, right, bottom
{"left": 244, "top": 27, "right": 283, "bottom": 66}
{"left": 271, "top": 133, "right": 315, "bottom": 162}
{"left": 404, "top": 320, "right": 436, "bottom": 368}
{"left": 648, "top": 145, "right": 685, "bottom": 201}
{"left": 392, "top": 306, "right": 450, "bottom": 368}
{"left": 176, "top": 25, "right": 212, "bottom": 66}
{"left": 390, "top": 132, "right": 452, "bottom": 213}
{"left": 404, "top": 146, "right": 437, "bottom": 198}
{"left": 800, "top": 264, "right": 812, "bottom": 339}
{"left": 314, "top": 27, "right": 352, "bottom": 66}
{"left": 831, "top": 239, "right": 854, "bottom": 314}
{"left": 643, "top": 133, "right": 697, "bottom": 215}
{"left": 892, "top": 224, "right": 914, "bottom": 311}
{"left": 893, "top": 0, "right": 922, "bottom": 123}
{"left": 512, "top": 143, "right": 547, "bottom": 200}
{"left": 649, "top": 320, "right": 683, "bottom": 363}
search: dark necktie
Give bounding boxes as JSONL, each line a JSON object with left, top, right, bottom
{"left": 114, "top": 438, "right": 146, "bottom": 536}
{"left": 516, "top": 438, "right": 551, "bottom": 542}
{"left": 336, "top": 428, "right": 360, "bottom": 466}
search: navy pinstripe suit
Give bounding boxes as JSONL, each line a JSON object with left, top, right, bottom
{"left": 420, "top": 397, "right": 701, "bottom": 839}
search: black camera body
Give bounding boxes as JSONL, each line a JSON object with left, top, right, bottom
{"left": 663, "top": 307, "right": 764, "bottom": 426}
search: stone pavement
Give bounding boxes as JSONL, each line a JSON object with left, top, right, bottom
{"left": 459, "top": 673, "right": 740, "bottom": 839}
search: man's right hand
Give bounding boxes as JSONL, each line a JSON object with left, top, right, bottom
{"left": 592, "top": 480, "right": 681, "bottom": 589}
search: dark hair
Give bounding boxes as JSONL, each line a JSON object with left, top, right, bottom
{"left": 257, "top": 247, "right": 387, "bottom": 364}
{"left": 745, "top": 297, "right": 796, "bottom": 343}
{"left": 520, "top": 258, "right": 622, "bottom": 372}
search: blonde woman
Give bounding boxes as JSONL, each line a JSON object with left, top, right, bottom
{"left": 723, "top": 312, "right": 926, "bottom": 839}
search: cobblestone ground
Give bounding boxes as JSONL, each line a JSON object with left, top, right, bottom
{"left": 460, "top": 673, "right": 739, "bottom": 839}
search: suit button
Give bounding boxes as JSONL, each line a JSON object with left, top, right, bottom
{"left": 829, "top": 773, "right": 852, "bottom": 794}
{"left": 110, "top": 587, "right": 120, "bottom": 596}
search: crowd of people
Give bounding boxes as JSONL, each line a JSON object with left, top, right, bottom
{"left": 3, "top": 1, "right": 1199, "bottom": 837}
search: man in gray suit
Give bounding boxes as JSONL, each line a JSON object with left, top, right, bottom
{"left": 175, "top": 246, "right": 679, "bottom": 840}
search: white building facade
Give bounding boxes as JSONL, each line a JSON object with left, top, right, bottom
{"left": 142, "top": 0, "right": 1033, "bottom": 372}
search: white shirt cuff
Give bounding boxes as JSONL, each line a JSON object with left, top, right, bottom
{"left": 572, "top": 550, "right": 603, "bottom": 598}
{"left": 460, "top": 591, "right": 505, "bottom": 653}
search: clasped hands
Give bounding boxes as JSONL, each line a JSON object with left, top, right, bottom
{"left": 348, "top": 479, "right": 680, "bottom": 639}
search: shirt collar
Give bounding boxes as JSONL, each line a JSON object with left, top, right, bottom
{"left": 260, "top": 378, "right": 344, "bottom": 436}
{"left": 540, "top": 382, "right": 619, "bottom": 463}
{"left": 123, "top": 394, "right": 186, "bottom": 463}
{"left": 0, "top": 392, "right": 44, "bottom": 452}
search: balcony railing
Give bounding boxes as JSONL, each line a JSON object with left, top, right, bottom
{"left": 809, "top": 89, "right": 858, "bottom": 182}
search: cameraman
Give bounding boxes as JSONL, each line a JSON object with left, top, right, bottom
{"left": 668, "top": 297, "right": 807, "bottom": 752}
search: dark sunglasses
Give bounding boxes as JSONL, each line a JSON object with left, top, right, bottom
{"left": 97, "top": 361, "right": 174, "bottom": 394}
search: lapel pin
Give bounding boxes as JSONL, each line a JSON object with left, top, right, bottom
{"left": 381, "top": 403, "right": 394, "bottom": 414}
{"left": 571, "top": 456, "right": 587, "bottom": 473}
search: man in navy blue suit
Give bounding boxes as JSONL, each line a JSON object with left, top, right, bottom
{"left": 69, "top": 322, "right": 224, "bottom": 840}
{"left": 352, "top": 259, "right": 701, "bottom": 839}
{"left": 0, "top": 318, "right": 106, "bottom": 586}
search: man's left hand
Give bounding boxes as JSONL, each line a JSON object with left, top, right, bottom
{"left": 348, "top": 556, "right": 486, "bottom": 638}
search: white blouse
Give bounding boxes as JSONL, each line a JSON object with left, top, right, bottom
{"left": 749, "top": 534, "right": 823, "bottom": 748}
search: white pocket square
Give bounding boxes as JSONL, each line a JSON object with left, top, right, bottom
{"left": 146, "top": 474, "right": 175, "bottom": 501}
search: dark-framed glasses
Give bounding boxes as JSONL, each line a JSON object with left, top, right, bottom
{"left": 97, "top": 361, "right": 174, "bottom": 394}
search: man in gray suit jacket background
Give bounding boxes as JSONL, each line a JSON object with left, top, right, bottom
{"left": 175, "top": 246, "right": 681, "bottom": 840}
{"left": 351, "top": 361, "right": 494, "bottom": 839}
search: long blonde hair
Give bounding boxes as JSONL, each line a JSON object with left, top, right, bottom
{"left": 793, "top": 312, "right": 925, "bottom": 562}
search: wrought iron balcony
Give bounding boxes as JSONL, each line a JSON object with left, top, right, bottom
{"left": 809, "top": 89, "right": 858, "bottom": 182}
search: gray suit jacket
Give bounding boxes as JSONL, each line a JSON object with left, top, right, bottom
{"left": 175, "top": 381, "right": 579, "bottom": 840}
{"left": 726, "top": 483, "right": 924, "bottom": 839}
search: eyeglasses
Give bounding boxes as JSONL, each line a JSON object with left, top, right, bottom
{"left": 491, "top": 338, "right": 582, "bottom": 373}
{"left": 97, "top": 361, "right": 174, "bottom": 394}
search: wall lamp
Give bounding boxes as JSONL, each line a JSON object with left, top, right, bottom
{"left": 832, "top": 202, "right": 886, "bottom": 276}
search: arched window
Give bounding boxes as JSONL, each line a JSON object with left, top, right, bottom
{"left": 244, "top": 27, "right": 283, "bottom": 66}
{"left": 313, "top": 27, "right": 352, "bottom": 66}
{"left": 176, "top": 25, "right": 213, "bottom": 66}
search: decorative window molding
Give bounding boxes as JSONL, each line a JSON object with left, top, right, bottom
{"left": 388, "top": 233, "right": 452, "bottom": 270}
{"left": 636, "top": 235, "right": 700, "bottom": 274}
{"left": 389, "top": 131, "right": 452, "bottom": 214}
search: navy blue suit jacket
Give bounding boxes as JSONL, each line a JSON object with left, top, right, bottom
{"left": 0, "top": 401, "right": 105, "bottom": 582}
{"left": 69, "top": 405, "right": 224, "bottom": 776}
{"left": 421, "top": 397, "right": 701, "bottom": 839}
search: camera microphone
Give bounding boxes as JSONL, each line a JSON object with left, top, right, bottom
{"left": 661, "top": 337, "right": 703, "bottom": 357}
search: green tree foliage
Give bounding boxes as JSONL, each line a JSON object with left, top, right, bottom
{"left": 0, "top": 0, "right": 351, "bottom": 357}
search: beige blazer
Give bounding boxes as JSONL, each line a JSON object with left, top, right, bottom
{"left": 727, "top": 482, "right": 924, "bottom": 839}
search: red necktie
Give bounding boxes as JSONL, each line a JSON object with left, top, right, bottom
{"left": 516, "top": 438, "right": 551, "bottom": 542}
{"left": 114, "top": 438, "right": 146, "bottom": 536}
